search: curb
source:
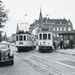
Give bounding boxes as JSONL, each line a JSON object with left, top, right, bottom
{"left": 54, "top": 50, "right": 75, "bottom": 56}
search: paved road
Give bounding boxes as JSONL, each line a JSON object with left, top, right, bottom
{"left": 17, "top": 48, "right": 75, "bottom": 75}
{"left": 1, "top": 46, "right": 75, "bottom": 75}
{"left": 0, "top": 53, "right": 44, "bottom": 75}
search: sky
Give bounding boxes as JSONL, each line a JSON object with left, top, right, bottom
{"left": 1, "top": 0, "right": 75, "bottom": 37}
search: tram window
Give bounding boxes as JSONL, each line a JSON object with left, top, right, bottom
{"left": 16, "top": 36, "right": 18, "bottom": 41}
{"left": 48, "top": 34, "right": 51, "bottom": 39}
{"left": 43, "top": 34, "right": 47, "bottom": 39}
{"left": 27, "top": 36, "right": 31, "bottom": 41}
{"left": 24, "top": 35, "right": 26, "bottom": 41}
{"left": 19, "top": 36, "right": 22, "bottom": 41}
{"left": 27, "top": 36, "right": 29, "bottom": 41}
{"left": 29, "top": 36, "right": 32, "bottom": 41}
{"left": 39, "top": 34, "right": 42, "bottom": 40}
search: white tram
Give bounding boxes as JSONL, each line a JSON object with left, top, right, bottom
{"left": 15, "top": 30, "right": 35, "bottom": 52}
{"left": 37, "top": 24, "right": 54, "bottom": 52}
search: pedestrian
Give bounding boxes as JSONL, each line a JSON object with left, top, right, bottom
{"left": 66, "top": 40, "right": 69, "bottom": 49}
{"left": 53, "top": 40, "right": 56, "bottom": 50}
{"left": 63, "top": 39, "right": 67, "bottom": 49}
{"left": 69, "top": 39, "right": 74, "bottom": 49}
{"left": 60, "top": 39, "right": 64, "bottom": 49}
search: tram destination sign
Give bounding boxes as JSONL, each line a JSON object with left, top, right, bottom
{"left": 41, "top": 25, "right": 53, "bottom": 32}
{"left": 42, "top": 27, "right": 49, "bottom": 31}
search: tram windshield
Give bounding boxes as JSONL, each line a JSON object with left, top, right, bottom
{"left": 19, "top": 36, "right": 23, "bottom": 41}
{"left": 43, "top": 34, "right": 47, "bottom": 39}
{"left": 39, "top": 33, "right": 51, "bottom": 40}
{"left": 16, "top": 36, "right": 18, "bottom": 41}
{"left": 24, "top": 35, "right": 26, "bottom": 41}
{"left": 48, "top": 34, "right": 51, "bottom": 39}
{"left": 39, "top": 34, "right": 42, "bottom": 40}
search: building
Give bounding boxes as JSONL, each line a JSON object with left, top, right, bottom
{"left": 29, "top": 9, "right": 75, "bottom": 41}
{"left": 8, "top": 34, "right": 15, "bottom": 43}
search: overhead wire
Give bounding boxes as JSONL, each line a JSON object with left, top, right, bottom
{"left": 13, "top": 0, "right": 40, "bottom": 31}
{"left": 2, "top": 0, "right": 75, "bottom": 17}
{"left": 45, "top": 0, "right": 75, "bottom": 17}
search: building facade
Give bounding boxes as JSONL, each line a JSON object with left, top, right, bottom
{"left": 8, "top": 34, "right": 15, "bottom": 43}
{"left": 29, "top": 10, "right": 74, "bottom": 41}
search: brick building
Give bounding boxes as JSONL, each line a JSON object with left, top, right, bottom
{"left": 29, "top": 10, "right": 75, "bottom": 41}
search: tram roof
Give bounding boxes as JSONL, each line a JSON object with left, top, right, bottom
{"left": 16, "top": 30, "right": 31, "bottom": 35}
{"left": 24, "top": 31, "right": 31, "bottom": 35}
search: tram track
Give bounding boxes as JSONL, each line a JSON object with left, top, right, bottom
{"left": 31, "top": 50, "right": 75, "bottom": 68}
{"left": 30, "top": 54, "right": 75, "bottom": 74}
{"left": 35, "top": 51, "right": 75, "bottom": 62}
{"left": 15, "top": 52, "right": 63, "bottom": 75}
{"left": 16, "top": 51, "right": 75, "bottom": 75}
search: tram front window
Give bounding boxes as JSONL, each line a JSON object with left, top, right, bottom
{"left": 16, "top": 36, "right": 18, "bottom": 41}
{"left": 24, "top": 35, "right": 26, "bottom": 41}
{"left": 48, "top": 34, "right": 51, "bottom": 39}
{"left": 39, "top": 34, "right": 42, "bottom": 40}
{"left": 43, "top": 34, "right": 47, "bottom": 39}
{"left": 19, "top": 36, "right": 22, "bottom": 41}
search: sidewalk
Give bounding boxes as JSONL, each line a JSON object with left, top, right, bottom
{"left": 55, "top": 48, "right": 75, "bottom": 55}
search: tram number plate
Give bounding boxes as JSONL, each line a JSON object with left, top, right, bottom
{"left": 19, "top": 42, "right": 23, "bottom": 44}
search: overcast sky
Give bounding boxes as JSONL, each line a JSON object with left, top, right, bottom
{"left": 2, "top": 0, "right": 75, "bottom": 37}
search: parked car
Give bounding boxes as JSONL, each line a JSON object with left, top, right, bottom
{"left": 0, "top": 42, "right": 14, "bottom": 65}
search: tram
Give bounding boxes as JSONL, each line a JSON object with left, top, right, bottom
{"left": 37, "top": 24, "right": 54, "bottom": 52}
{"left": 15, "top": 30, "right": 35, "bottom": 52}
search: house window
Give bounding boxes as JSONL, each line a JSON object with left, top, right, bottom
{"left": 68, "top": 27, "right": 71, "bottom": 31}
{"left": 53, "top": 27, "right": 55, "bottom": 31}
{"left": 68, "top": 22, "right": 70, "bottom": 25}
{"left": 60, "top": 22, "right": 62, "bottom": 24}
{"left": 57, "top": 27, "right": 59, "bottom": 31}
{"left": 60, "top": 27, "right": 62, "bottom": 31}
{"left": 64, "top": 27, "right": 66, "bottom": 31}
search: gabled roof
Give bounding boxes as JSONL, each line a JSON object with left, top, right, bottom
{"left": 50, "top": 18, "right": 67, "bottom": 24}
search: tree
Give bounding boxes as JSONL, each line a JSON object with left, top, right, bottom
{"left": 0, "top": 0, "right": 8, "bottom": 42}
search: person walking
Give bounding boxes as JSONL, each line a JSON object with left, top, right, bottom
{"left": 60, "top": 39, "right": 64, "bottom": 49}
{"left": 69, "top": 39, "right": 74, "bottom": 49}
{"left": 63, "top": 39, "right": 67, "bottom": 49}
{"left": 53, "top": 40, "right": 56, "bottom": 50}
